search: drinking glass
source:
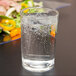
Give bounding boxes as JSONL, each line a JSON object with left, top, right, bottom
{"left": 20, "top": 7, "right": 59, "bottom": 72}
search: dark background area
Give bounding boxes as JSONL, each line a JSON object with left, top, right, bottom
{"left": 0, "top": 0, "right": 76, "bottom": 76}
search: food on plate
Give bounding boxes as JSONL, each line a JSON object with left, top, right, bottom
{"left": 0, "top": 0, "right": 43, "bottom": 43}
{"left": 11, "top": 34, "right": 21, "bottom": 40}
{"left": 0, "top": 6, "right": 6, "bottom": 15}
{"left": 0, "top": 0, "right": 56, "bottom": 44}
{"left": 3, "top": 35, "right": 11, "bottom": 42}
{"left": 10, "top": 28, "right": 21, "bottom": 37}
{"left": 0, "top": 19, "right": 16, "bottom": 31}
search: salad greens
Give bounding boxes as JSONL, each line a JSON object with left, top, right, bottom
{"left": 0, "top": 0, "right": 44, "bottom": 33}
{"left": 0, "top": 29, "right": 2, "bottom": 33}
{"left": 24, "top": 0, "right": 34, "bottom": 7}
{"left": 10, "top": 0, "right": 43, "bottom": 28}
{"left": 0, "top": 0, "right": 44, "bottom": 43}
{"left": 14, "top": 15, "right": 21, "bottom": 28}
{"left": 0, "top": 15, "right": 13, "bottom": 19}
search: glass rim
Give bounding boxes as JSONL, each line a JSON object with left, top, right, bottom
{"left": 20, "top": 7, "right": 59, "bottom": 17}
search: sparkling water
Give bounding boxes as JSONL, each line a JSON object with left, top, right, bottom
{"left": 21, "top": 13, "right": 57, "bottom": 72}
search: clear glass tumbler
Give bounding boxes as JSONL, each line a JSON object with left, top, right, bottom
{"left": 20, "top": 7, "right": 59, "bottom": 72}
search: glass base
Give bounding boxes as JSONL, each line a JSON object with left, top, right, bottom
{"left": 22, "top": 58, "right": 54, "bottom": 72}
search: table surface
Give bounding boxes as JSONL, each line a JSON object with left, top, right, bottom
{"left": 0, "top": 0, "right": 76, "bottom": 76}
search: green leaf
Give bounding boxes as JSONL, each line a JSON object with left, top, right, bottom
{"left": 2, "top": 23, "right": 12, "bottom": 27}
{"left": 0, "top": 15, "right": 13, "bottom": 19}
{"left": 24, "top": 0, "right": 29, "bottom": 4}
{"left": 0, "top": 29, "right": 2, "bottom": 33}
{"left": 14, "top": 14, "right": 21, "bottom": 28}
{"left": 28, "top": 8, "right": 44, "bottom": 13}
{"left": 4, "top": 30, "right": 10, "bottom": 34}
{"left": 24, "top": 0, "right": 34, "bottom": 7}
{"left": 29, "top": 9, "right": 37, "bottom": 13}
{"left": 28, "top": 0, "right": 34, "bottom": 7}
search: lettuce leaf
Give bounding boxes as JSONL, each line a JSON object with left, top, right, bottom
{"left": 0, "top": 15, "right": 13, "bottom": 19}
